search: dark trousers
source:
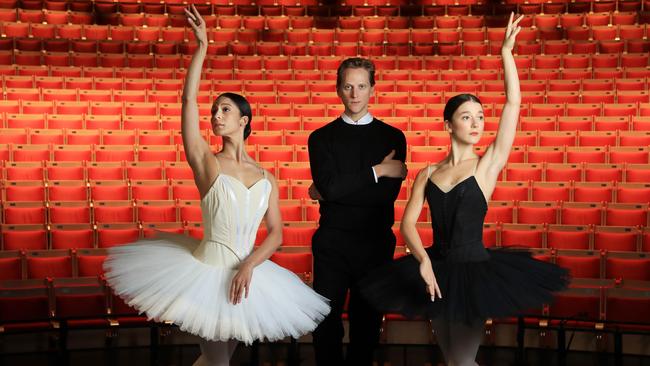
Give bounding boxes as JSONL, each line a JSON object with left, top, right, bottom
{"left": 312, "top": 226, "right": 395, "bottom": 366}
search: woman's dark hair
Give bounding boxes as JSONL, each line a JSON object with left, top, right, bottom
{"left": 443, "top": 94, "right": 482, "bottom": 122}
{"left": 216, "top": 92, "right": 253, "bottom": 139}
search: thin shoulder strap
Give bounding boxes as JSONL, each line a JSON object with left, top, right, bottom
{"left": 426, "top": 164, "right": 432, "bottom": 177}
{"left": 261, "top": 166, "right": 268, "bottom": 179}
{"left": 472, "top": 158, "right": 479, "bottom": 175}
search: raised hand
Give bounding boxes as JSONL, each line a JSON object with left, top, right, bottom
{"left": 502, "top": 12, "right": 524, "bottom": 53}
{"left": 184, "top": 4, "right": 208, "bottom": 47}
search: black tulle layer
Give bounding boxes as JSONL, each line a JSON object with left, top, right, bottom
{"left": 360, "top": 247, "right": 570, "bottom": 325}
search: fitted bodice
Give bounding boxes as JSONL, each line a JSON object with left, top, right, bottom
{"left": 425, "top": 175, "right": 490, "bottom": 262}
{"left": 195, "top": 173, "right": 271, "bottom": 262}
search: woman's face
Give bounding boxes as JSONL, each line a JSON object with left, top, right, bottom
{"left": 446, "top": 101, "right": 484, "bottom": 145}
{"left": 211, "top": 97, "right": 246, "bottom": 137}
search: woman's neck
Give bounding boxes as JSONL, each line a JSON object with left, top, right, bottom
{"left": 447, "top": 142, "right": 477, "bottom": 166}
{"left": 220, "top": 137, "right": 247, "bottom": 163}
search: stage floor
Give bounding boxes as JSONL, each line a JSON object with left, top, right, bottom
{"left": 2, "top": 343, "right": 650, "bottom": 366}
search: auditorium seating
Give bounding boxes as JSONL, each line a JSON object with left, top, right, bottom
{"left": 0, "top": 0, "right": 648, "bottom": 358}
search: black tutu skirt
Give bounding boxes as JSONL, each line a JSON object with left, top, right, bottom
{"left": 360, "top": 247, "right": 570, "bottom": 325}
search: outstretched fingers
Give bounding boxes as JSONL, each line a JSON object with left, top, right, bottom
{"left": 505, "top": 12, "right": 523, "bottom": 42}
{"left": 185, "top": 4, "right": 203, "bottom": 28}
{"left": 511, "top": 14, "right": 524, "bottom": 37}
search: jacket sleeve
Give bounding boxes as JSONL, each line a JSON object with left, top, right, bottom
{"left": 309, "top": 128, "right": 407, "bottom": 206}
{"left": 336, "top": 129, "right": 406, "bottom": 206}
{"left": 308, "top": 130, "right": 377, "bottom": 202}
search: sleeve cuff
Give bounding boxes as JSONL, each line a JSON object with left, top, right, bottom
{"left": 371, "top": 166, "right": 378, "bottom": 183}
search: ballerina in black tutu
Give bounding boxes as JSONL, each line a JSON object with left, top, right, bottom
{"left": 361, "top": 14, "right": 569, "bottom": 366}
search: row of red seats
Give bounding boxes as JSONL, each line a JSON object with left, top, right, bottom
{"left": 0, "top": 276, "right": 149, "bottom": 337}
{"left": 3, "top": 61, "right": 650, "bottom": 81}
{"left": 4, "top": 100, "right": 650, "bottom": 121}
{"left": 1, "top": 155, "right": 649, "bottom": 180}
{"left": 1, "top": 10, "right": 644, "bottom": 30}
{"left": 2, "top": 114, "right": 650, "bottom": 133}
{"left": 2, "top": 137, "right": 650, "bottom": 162}
{"left": 1, "top": 21, "right": 647, "bottom": 46}
{"left": 172, "top": 40, "right": 648, "bottom": 57}
{"left": 9, "top": 63, "right": 650, "bottom": 84}
{"left": 5, "top": 90, "right": 650, "bottom": 112}
{"left": 502, "top": 162, "right": 650, "bottom": 181}
{"left": 0, "top": 0, "right": 643, "bottom": 18}
{"left": 3, "top": 179, "right": 198, "bottom": 200}
{"left": 0, "top": 2, "right": 612, "bottom": 22}
{"left": 2, "top": 215, "right": 650, "bottom": 252}
{"left": 4, "top": 38, "right": 650, "bottom": 60}
{"left": 1, "top": 213, "right": 650, "bottom": 251}
{"left": 1, "top": 193, "right": 648, "bottom": 228}
{"left": 0, "top": 114, "right": 211, "bottom": 129}
{"left": 0, "top": 143, "right": 183, "bottom": 162}
{"left": 2, "top": 111, "right": 650, "bottom": 131}
{"left": 411, "top": 159, "right": 650, "bottom": 177}
{"left": 482, "top": 201, "right": 649, "bottom": 228}
{"left": 431, "top": 222, "right": 650, "bottom": 252}
{"left": 0, "top": 161, "right": 648, "bottom": 195}
{"left": 2, "top": 246, "right": 649, "bottom": 285}
{"left": 275, "top": 114, "right": 629, "bottom": 133}
{"left": 2, "top": 200, "right": 186, "bottom": 226}
{"left": 521, "top": 249, "right": 650, "bottom": 280}
{"left": 0, "top": 115, "right": 209, "bottom": 130}
{"left": 5, "top": 76, "right": 650, "bottom": 95}
{"left": 4, "top": 74, "right": 650, "bottom": 92}
{"left": 0, "top": 130, "right": 646, "bottom": 150}
{"left": 416, "top": 213, "right": 650, "bottom": 250}
{"left": 2, "top": 166, "right": 647, "bottom": 199}
{"left": 0, "top": 0, "right": 353, "bottom": 12}
{"left": 489, "top": 183, "right": 650, "bottom": 207}
{"left": 1, "top": 125, "right": 649, "bottom": 145}
{"left": 0, "top": 219, "right": 320, "bottom": 249}
{"left": 543, "top": 249, "right": 650, "bottom": 281}
{"left": 2, "top": 177, "right": 650, "bottom": 209}
{"left": 15, "top": 38, "right": 648, "bottom": 59}
{"left": 5, "top": 41, "right": 650, "bottom": 63}
{"left": 0, "top": 161, "right": 195, "bottom": 180}
{"left": 2, "top": 136, "right": 650, "bottom": 161}
{"left": 2, "top": 11, "right": 644, "bottom": 31}
{"left": 0, "top": 246, "right": 312, "bottom": 281}
{"left": 1, "top": 31, "right": 601, "bottom": 53}
{"left": 524, "top": 282, "right": 650, "bottom": 336}
{"left": 4, "top": 89, "right": 650, "bottom": 107}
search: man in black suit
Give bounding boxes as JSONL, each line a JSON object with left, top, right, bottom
{"left": 308, "top": 57, "right": 407, "bottom": 366}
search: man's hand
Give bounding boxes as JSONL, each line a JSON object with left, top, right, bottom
{"left": 309, "top": 183, "right": 324, "bottom": 200}
{"left": 374, "top": 150, "right": 407, "bottom": 179}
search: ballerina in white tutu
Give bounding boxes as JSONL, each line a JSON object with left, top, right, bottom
{"left": 103, "top": 5, "right": 330, "bottom": 365}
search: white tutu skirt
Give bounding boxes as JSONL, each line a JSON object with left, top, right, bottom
{"left": 103, "top": 233, "right": 330, "bottom": 345}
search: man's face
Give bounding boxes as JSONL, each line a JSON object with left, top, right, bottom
{"left": 337, "top": 67, "right": 374, "bottom": 120}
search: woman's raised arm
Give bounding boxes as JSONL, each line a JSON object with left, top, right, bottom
{"left": 481, "top": 13, "right": 523, "bottom": 177}
{"left": 181, "top": 5, "right": 215, "bottom": 192}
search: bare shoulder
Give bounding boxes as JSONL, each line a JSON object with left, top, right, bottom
{"left": 415, "top": 163, "right": 440, "bottom": 183}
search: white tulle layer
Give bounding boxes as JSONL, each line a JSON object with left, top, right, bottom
{"left": 103, "top": 234, "right": 330, "bottom": 345}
